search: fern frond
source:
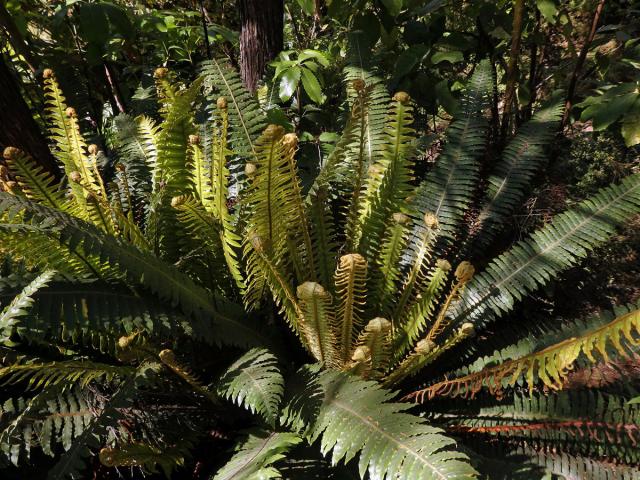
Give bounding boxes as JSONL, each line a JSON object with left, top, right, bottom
{"left": 217, "top": 348, "right": 284, "bottom": 426}
{"left": 0, "top": 193, "right": 264, "bottom": 347}
{"left": 0, "top": 360, "right": 134, "bottom": 390}
{"left": 297, "top": 282, "right": 338, "bottom": 366}
{"left": 354, "top": 92, "right": 416, "bottom": 258}
{"left": 408, "top": 60, "right": 492, "bottom": 251}
{"left": 213, "top": 430, "right": 302, "bottom": 480}
{"left": 334, "top": 254, "right": 367, "bottom": 362}
{"left": 201, "top": 59, "right": 267, "bottom": 161}
{"left": 408, "top": 307, "right": 640, "bottom": 401}
{"left": 0, "top": 388, "right": 94, "bottom": 466}
{"left": 46, "top": 362, "right": 161, "bottom": 479}
{"left": 207, "top": 99, "right": 245, "bottom": 291}
{"left": 99, "top": 441, "right": 187, "bottom": 477}
{"left": 242, "top": 125, "right": 298, "bottom": 309}
{"left": 455, "top": 174, "right": 640, "bottom": 332}
{"left": 393, "top": 261, "right": 450, "bottom": 358}
{"left": 469, "top": 98, "right": 564, "bottom": 252}
{"left": 0, "top": 270, "right": 56, "bottom": 342}
{"left": 2, "top": 148, "right": 67, "bottom": 211}
{"left": 352, "top": 317, "right": 392, "bottom": 378}
{"left": 42, "top": 70, "right": 100, "bottom": 211}
{"left": 152, "top": 76, "right": 203, "bottom": 260}
{"left": 440, "top": 391, "right": 640, "bottom": 465}
{"left": 282, "top": 368, "right": 477, "bottom": 480}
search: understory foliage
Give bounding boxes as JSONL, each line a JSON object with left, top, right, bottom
{"left": 0, "top": 58, "right": 638, "bottom": 479}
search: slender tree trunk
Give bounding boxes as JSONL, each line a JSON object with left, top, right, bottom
{"left": 500, "top": 0, "right": 526, "bottom": 140}
{"left": 523, "top": 8, "right": 541, "bottom": 122}
{"left": 561, "top": 0, "right": 606, "bottom": 129}
{"left": 239, "top": 0, "right": 284, "bottom": 92}
{"left": 0, "top": 55, "right": 59, "bottom": 179}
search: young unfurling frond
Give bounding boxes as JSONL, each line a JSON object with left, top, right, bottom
{"left": 334, "top": 253, "right": 368, "bottom": 363}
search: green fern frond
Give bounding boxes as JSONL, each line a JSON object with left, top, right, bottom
{"left": 241, "top": 125, "right": 299, "bottom": 309}
{"left": 1, "top": 388, "right": 94, "bottom": 466}
{"left": 201, "top": 59, "right": 267, "bottom": 161}
{"left": 0, "top": 270, "right": 56, "bottom": 342}
{"left": 409, "top": 307, "right": 640, "bottom": 400}
{"left": 352, "top": 317, "right": 392, "bottom": 378}
{"left": 213, "top": 430, "right": 302, "bottom": 480}
{"left": 334, "top": 253, "right": 367, "bottom": 363}
{"left": 456, "top": 173, "right": 640, "bottom": 331}
{"left": 297, "top": 282, "right": 338, "bottom": 366}
{"left": 282, "top": 368, "right": 477, "bottom": 480}
{"left": 42, "top": 70, "right": 100, "bottom": 210}
{"left": 217, "top": 348, "right": 284, "bottom": 426}
{"left": 0, "top": 193, "right": 263, "bottom": 347}
{"left": 469, "top": 97, "right": 564, "bottom": 252}
{"left": 353, "top": 92, "right": 416, "bottom": 258}
{"left": 2, "top": 148, "right": 67, "bottom": 211}
{"left": 408, "top": 60, "right": 492, "bottom": 251}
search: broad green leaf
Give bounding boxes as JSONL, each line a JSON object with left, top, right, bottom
{"left": 622, "top": 104, "right": 640, "bottom": 146}
{"left": 279, "top": 67, "right": 301, "bottom": 102}
{"left": 432, "top": 50, "right": 463, "bottom": 64}
{"left": 536, "top": 0, "right": 558, "bottom": 22}
{"left": 300, "top": 68, "right": 325, "bottom": 104}
{"left": 299, "top": 49, "right": 330, "bottom": 67}
{"left": 296, "top": 0, "right": 315, "bottom": 15}
{"left": 591, "top": 92, "right": 638, "bottom": 130}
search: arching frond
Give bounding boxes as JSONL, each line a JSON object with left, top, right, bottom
{"left": 408, "top": 306, "right": 640, "bottom": 401}
{"left": 282, "top": 368, "right": 477, "bottom": 480}
{"left": 455, "top": 174, "right": 640, "bottom": 331}
{"left": 408, "top": 60, "right": 492, "bottom": 251}
{"left": 214, "top": 430, "right": 302, "bottom": 480}
{"left": 217, "top": 348, "right": 284, "bottom": 426}
{"left": 334, "top": 253, "right": 367, "bottom": 362}
{"left": 99, "top": 441, "right": 188, "bottom": 477}
{"left": 469, "top": 97, "right": 564, "bottom": 252}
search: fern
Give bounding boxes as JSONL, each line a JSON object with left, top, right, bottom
{"left": 408, "top": 60, "right": 492, "bottom": 252}
{"left": 455, "top": 174, "right": 640, "bottom": 331}
{"left": 296, "top": 282, "right": 338, "bottom": 366}
{"left": 0, "top": 270, "right": 55, "bottom": 342}
{"left": 282, "top": 368, "right": 478, "bottom": 480}
{"left": 468, "top": 97, "right": 565, "bottom": 252}
{"left": 99, "top": 441, "right": 188, "bottom": 477}
{"left": 217, "top": 348, "right": 284, "bottom": 427}
{"left": 408, "top": 306, "right": 640, "bottom": 401}
{"left": 214, "top": 430, "right": 302, "bottom": 480}
{"left": 0, "top": 193, "right": 263, "bottom": 347}
{"left": 334, "top": 254, "right": 367, "bottom": 362}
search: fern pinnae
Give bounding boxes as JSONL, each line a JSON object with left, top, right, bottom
{"left": 409, "top": 307, "right": 640, "bottom": 401}
{"left": 297, "top": 282, "right": 338, "bottom": 366}
{"left": 334, "top": 253, "right": 367, "bottom": 363}
{"left": 353, "top": 317, "right": 392, "bottom": 378}
{"left": 2, "top": 148, "right": 66, "bottom": 211}
{"left": 371, "top": 211, "right": 410, "bottom": 314}
{"left": 393, "top": 260, "right": 450, "bottom": 360}
{"left": 392, "top": 212, "right": 439, "bottom": 324}
{"left": 209, "top": 98, "right": 245, "bottom": 292}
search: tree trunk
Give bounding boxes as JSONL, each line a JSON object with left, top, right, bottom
{"left": 500, "top": 0, "right": 526, "bottom": 140}
{"left": 239, "top": 0, "right": 284, "bottom": 92}
{"left": 561, "top": 0, "right": 606, "bottom": 129}
{"left": 0, "top": 55, "right": 59, "bottom": 179}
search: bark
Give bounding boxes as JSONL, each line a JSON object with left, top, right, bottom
{"left": 561, "top": 0, "right": 606, "bottom": 129}
{"left": 0, "top": 55, "right": 59, "bottom": 179}
{"left": 239, "top": 0, "right": 284, "bottom": 92}
{"left": 500, "top": 0, "right": 526, "bottom": 140}
{"left": 523, "top": 8, "right": 541, "bottom": 122}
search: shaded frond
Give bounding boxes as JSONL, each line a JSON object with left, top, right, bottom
{"left": 282, "top": 368, "right": 477, "bottom": 480}
{"left": 217, "top": 348, "right": 284, "bottom": 426}
{"left": 456, "top": 174, "right": 640, "bottom": 331}
{"left": 99, "top": 441, "right": 187, "bottom": 477}
{"left": 213, "top": 430, "right": 302, "bottom": 480}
